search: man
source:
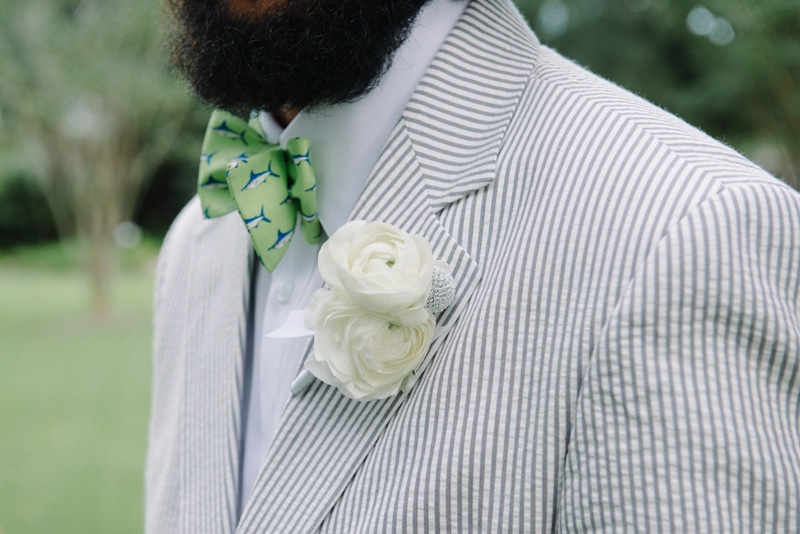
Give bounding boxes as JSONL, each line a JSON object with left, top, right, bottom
{"left": 147, "top": 0, "right": 800, "bottom": 531}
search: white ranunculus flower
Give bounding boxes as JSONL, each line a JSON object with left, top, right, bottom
{"left": 304, "top": 289, "right": 435, "bottom": 400}
{"left": 301, "top": 220, "right": 455, "bottom": 400}
{"left": 317, "top": 220, "right": 434, "bottom": 327}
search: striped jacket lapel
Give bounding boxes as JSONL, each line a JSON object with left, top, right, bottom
{"left": 236, "top": 0, "right": 536, "bottom": 531}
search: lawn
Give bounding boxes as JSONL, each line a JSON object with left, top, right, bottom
{"left": 0, "top": 245, "right": 155, "bottom": 533}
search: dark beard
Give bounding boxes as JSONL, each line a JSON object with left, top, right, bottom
{"left": 168, "top": 0, "right": 432, "bottom": 116}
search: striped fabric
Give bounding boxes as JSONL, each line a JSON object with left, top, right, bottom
{"left": 146, "top": 0, "right": 800, "bottom": 531}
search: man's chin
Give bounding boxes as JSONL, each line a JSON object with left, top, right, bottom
{"left": 170, "top": 0, "right": 432, "bottom": 113}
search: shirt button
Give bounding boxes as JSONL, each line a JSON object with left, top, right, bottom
{"left": 276, "top": 282, "right": 293, "bottom": 304}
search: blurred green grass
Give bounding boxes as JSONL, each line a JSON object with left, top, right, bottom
{"left": 0, "top": 244, "right": 155, "bottom": 533}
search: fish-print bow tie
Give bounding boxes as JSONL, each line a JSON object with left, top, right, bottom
{"left": 197, "top": 110, "right": 323, "bottom": 271}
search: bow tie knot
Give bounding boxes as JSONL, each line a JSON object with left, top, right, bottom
{"left": 197, "top": 110, "right": 323, "bottom": 271}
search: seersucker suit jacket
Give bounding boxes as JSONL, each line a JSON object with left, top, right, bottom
{"left": 146, "top": 0, "right": 800, "bottom": 531}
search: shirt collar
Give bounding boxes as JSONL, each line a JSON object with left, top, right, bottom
{"left": 259, "top": 0, "right": 467, "bottom": 236}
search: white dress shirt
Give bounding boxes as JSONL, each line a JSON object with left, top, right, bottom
{"left": 239, "top": 0, "right": 467, "bottom": 511}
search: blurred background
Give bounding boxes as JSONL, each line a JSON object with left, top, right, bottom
{"left": 0, "top": 0, "right": 797, "bottom": 531}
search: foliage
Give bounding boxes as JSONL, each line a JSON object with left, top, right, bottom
{"left": 0, "top": 173, "right": 58, "bottom": 247}
{"left": 0, "top": 0, "right": 206, "bottom": 315}
{"left": 515, "top": 0, "right": 800, "bottom": 188}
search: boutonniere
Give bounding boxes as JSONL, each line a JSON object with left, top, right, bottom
{"left": 303, "top": 220, "right": 455, "bottom": 401}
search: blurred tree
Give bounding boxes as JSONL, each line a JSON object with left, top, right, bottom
{"left": 514, "top": 0, "right": 800, "bottom": 188}
{"left": 0, "top": 0, "right": 204, "bottom": 317}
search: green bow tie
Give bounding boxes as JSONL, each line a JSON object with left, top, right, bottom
{"left": 197, "top": 110, "right": 324, "bottom": 271}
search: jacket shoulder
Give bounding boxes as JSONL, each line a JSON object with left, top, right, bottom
{"left": 519, "top": 45, "right": 773, "bottom": 185}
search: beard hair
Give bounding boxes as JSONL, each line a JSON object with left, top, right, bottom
{"left": 167, "top": 0, "right": 432, "bottom": 116}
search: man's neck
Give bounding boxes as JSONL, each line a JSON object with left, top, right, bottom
{"left": 274, "top": 106, "right": 300, "bottom": 128}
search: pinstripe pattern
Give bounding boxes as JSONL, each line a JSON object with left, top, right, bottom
{"left": 147, "top": 201, "right": 253, "bottom": 533}
{"left": 146, "top": 0, "right": 800, "bottom": 531}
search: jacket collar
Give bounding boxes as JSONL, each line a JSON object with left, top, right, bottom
{"left": 235, "top": 0, "right": 538, "bottom": 531}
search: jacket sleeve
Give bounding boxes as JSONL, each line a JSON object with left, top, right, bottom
{"left": 558, "top": 182, "right": 800, "bottom": 532}
{"left": 145, "top": 197, "right": 201, "bottom": 533}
